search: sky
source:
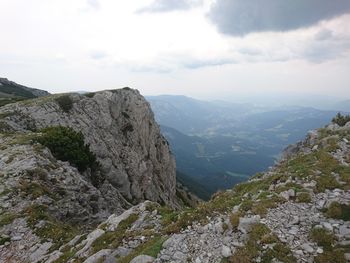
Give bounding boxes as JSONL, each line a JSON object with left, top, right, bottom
{"left": 1, "top": 0, "right": 350, "bottom": 102}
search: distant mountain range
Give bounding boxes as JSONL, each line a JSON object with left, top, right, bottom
{"left": 147, "top": 95, "right": 343, "bottom": 199}
{"left": 0, "top": 78, "right": 49, "bottom": 106}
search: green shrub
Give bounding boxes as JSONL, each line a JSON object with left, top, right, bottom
{"left": 332, "top": 113, "right": 350, "bottom": 127}
{"left": 55, "top": 95, "right": 73, "bottom": 113}
{"left": 37, "top": 126, "right": 100, "bottom": 174}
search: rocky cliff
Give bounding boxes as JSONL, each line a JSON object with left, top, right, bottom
{"left": 24, "top": 120, "right": 348, "bottom": 263}
{"left": 0, "top": 88, "right": 198, "bottom": 262}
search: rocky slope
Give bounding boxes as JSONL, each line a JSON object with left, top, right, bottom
{"left": 0, "top": 88, "right": 201, "bottom": 262}
{"left": 32, "top": 121, "right": 350, "bottom": 263}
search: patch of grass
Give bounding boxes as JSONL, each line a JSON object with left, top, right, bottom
{"left": 310, "top": 228, "right": 335, "bottom": 250}
{"left": 158, "top": 206, "right": 178, "bottom": 226}
{"left": 229, "top": 224, "right": 295, "bottom": 263}
{"left": 229, "top": 212, "right": 240, "bottom": 230}
{"left": 325, "top": 202, "right": 350, "bottom": 221}
{"left": 19, "top": 180, "right": 52, "bottom": 199}
{"left": 117, "top": 236, "right": 167, "bottom": 263}
{"left": 251, "top": 194, "right": 285, "bottom": 216}
{"left": 25, "top": 204, "right": 79, "bottom": 251}
{"left": 0, "top": 235, "right": 11, "bottom": 245}
{"left": 91, "top": 213, "right": 138, "bottom": 254}
{"left": 0, "top": 212, "right": 19, "bottom": 227}
{"left": 296, "top": 192, "right": 312, "bottom": 203}
{"left": 314, "top": 249, "right": 346, "bottom": 263}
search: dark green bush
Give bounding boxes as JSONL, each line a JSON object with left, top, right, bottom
{"left": 37, "top": 126, "right": 98, "bottom": 173}
{"left": 55, "top": 95, "right": 73, "bottom": 113}
{"left": 332, "top": 113, "right": 350, "bottom": 127}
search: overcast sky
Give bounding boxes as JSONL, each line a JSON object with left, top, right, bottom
{"left": 1, "top": 0, "right": 350, "bottom": 101}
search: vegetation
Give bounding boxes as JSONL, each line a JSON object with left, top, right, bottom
{"left": 229, "top": 224, "right": 295, "bottom": 263}
{"left": 36, "top": 126, "right": 98, "bottom": 172}
{"left": 118, "top": 236, "right": 167, "bottom": 263}
{"left": 332, "top": 113, "right": 350, "bottom": 127}
{"left": 310, "top": 228, "right": 335, "bottom": 250}
{"left": 0, "top": 212, "right": 19, "bottom": 227}
{"left": 25, "top": 204, "right": 80, "bottom": 251}
{"left": 55, "top": 95, "right": 73, "bottom": 113}
{"left": 296, "top": 192, "right": 312, "bottom": 203}
{"left": 91, "top": 213, "right": 139, "bottom": 253}
{"left": 325, "top": 202, "right": 350, "bottom": 221}
{"left": 229, "top": 212, "right": 240, "bottom": 230}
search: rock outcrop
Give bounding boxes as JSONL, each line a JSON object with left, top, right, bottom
{"left": 0, "top": 88, "right": 188, "bottom": 262}
{"left": 1, "top": 89, "right": 178, "bottom": 210}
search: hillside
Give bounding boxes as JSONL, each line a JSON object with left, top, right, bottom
{"left": 0, "top": 78, "right": 49, "bottom": 106}
{"left": 35, "top": 119, "right": 349, "bottom": 263}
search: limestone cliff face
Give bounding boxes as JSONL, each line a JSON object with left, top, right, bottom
{"left": 0, "top": 88, "right": 178, "bottom": 212}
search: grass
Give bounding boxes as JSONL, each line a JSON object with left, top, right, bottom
{"left": 0, "top": 212, "right": 19, "bottom": 227}
{"left": 229, "top": 224, "right": 295, "bottom": 263}
{"left": 251, "top": 194, "right": 285, "bottom": 216}
{"left": 90, "top": 213, "right": 138, "bottom": 254}
{"left": 25, "top": 204, "right": 80, "bottom": 251}
{"left": 325, "top": 202, "right": 350, "bottom": 221}
{"left": 296, "top": 192, "right": 312, "bottom": 203}
{"left": 0, "top": 235, "right": 11, "bottom": 245}
{"left": 314, "top": 249, "right": 346, "bottom": 263}
{"left": 310, "top": 228, "right": 335, "bottom": 250}
{"left": 229, "top": 212, "right": 240, "bottom": 230}
{"left": 117, "top": 236, "right": 167, "bottom": 263}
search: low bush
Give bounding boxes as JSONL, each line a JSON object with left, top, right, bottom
{"left": 55, "top": 95, "right": 73, "bottom": 113}
{"left": 332, "top": 113, "right": 350, "bottom": 127}
{"left": 36, "top": 126, "right": 103, "bottom": 186}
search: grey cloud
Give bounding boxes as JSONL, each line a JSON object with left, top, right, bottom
{"left": 138, "top": 0, "right": 201, "bottom": 13}
{"left": 314, "top": 29, "right": 333, "bottom": 41}
{"left": 209, "top": 0, "right": 350, "bottom": 36}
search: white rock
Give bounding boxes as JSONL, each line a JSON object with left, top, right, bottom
{"left": 221, "top": 245, "right": 232, "bottom": 257}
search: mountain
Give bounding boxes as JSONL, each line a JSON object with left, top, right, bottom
{"left": 148, "top": 95, "right": 340, "bottom": 197}
{"left": 0, "top": 78, "right": 50, "bottom": 106}
{"left": 0, "top": 88, "right": 201, "bottom": 261}
{"left": 7, "top": 119, "right": 348, "bottom": 262}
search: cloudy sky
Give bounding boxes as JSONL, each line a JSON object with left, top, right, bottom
{"left": 1, "top": 0, "right": 350, "bottom": 101}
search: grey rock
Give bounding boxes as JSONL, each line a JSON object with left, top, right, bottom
{"left": 301, "top": 243, "right": 314, "bottom": 254}
{"left": 221, "top": 245, "right": 232, "bottom": 257}
{"left": 238, "top": 215, "right": 261, "bottom": 234}
{"left": 130, "top": 255, "right": 155, "bottom": 263}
